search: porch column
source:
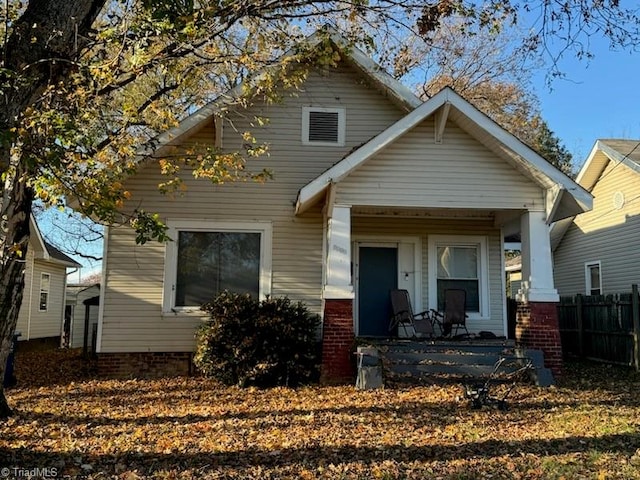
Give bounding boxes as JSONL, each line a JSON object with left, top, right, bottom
{"left": 518, "top": 210, "right": 558, "bottom": 303}
{"left": 323, "top": 205, "right": 354, "bottom": 299}
{"left": 516, "top": 210, "right": 563, "bottom": 375}
{"left": 321, "top": 205, "right": 355, "bottom": 384}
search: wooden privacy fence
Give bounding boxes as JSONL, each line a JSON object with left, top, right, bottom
{"left": 557, "top": 284, "right": 640, "bottom": 369}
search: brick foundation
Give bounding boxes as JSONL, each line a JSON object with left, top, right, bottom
{"left": 97, "top": 352, "right": 193, "bottom": 379}
{"left": 320, "top": 299, "right": 355, "bottom": 384}
{"left": 516, "top": 302, "right": 563, "bottom": 376}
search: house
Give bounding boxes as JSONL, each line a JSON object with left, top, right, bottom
{"left": 92, "top": 29, "right": 592, "bottom": 381}
{"left": 64, "top": 283, "right": 100, "bottom": 352}
{"left": 553, "top": 139, "right": 640, "bottom": 296}
{"left": 16, "top": 217, "right": 81, "bottom": 347}
{"left": 505, "top": 255, "right": 522, "bottom": 299}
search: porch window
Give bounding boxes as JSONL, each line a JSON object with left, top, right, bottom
{"left": 163, "top": 220, "right": 272, "bottom": 311}
{"left": 436, "top": 246, "right": 480, "bottom": 311}
{"left": 39, "top": 273, "right": 50, "bottom": 311}
{"left": 428, "top": 235, "right": 489, "bottom": 318}
{"left": 585, "top": 261, "right": 601, "bottom": 296}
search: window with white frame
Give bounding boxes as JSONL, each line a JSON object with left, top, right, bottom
{"left": 39, "top": 273, "right": 50, "bottom": 311}
{"left": 428, "top": 236, "right": 489, "bottom": 317}
{"left": 585, "top": 261, "right": 602, "bottom": 296}
{"left": 302, "top": 107, "right": 345, "bottom": 146}
{"left": 163, "top": 220, "right": 272, "bottom": 311}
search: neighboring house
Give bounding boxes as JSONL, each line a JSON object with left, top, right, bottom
{"left": 505, "top": 255, "right": 522, "bottom": 299}
{"left": 93, "top": 30, "right": 592, "bottom": 380}
{"left": 16, "top": 218, "right": 82, "bottom": 346}
{"left": 553, "top": 139, "right": 640, "bottom": 296}
{"left": 64, "top": 283, "right": 100, "bottom": 351}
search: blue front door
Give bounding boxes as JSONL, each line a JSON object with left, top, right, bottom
{"left": 358, "top": 246, "right": 398, "bottom": 336}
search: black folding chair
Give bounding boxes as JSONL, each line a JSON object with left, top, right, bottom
{"left": 388, "top": 289, "right": 434, "bottom": 338}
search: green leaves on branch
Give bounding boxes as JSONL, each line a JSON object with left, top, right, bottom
{"left": 130, "top": 209, "right": 170, "bottom": 245}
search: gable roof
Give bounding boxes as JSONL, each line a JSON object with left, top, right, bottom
{"left": 295, "top": 87, "right": 592, "bottom": 222}
{"left": 30, "top": 217, "right": 82, "bottom": 268}
{"left": 44, "top": 241, "right": 82, "bottom": 268}
{"left": 550, "top": 139, "right": 640, "bottom": 250}
{"left": 575, "top": 139, "right": 640, "bottom": 190}
{"left": 140, "top": 27, "right": 422, "bottom": 158}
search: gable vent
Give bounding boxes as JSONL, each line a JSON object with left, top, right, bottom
{"left": 309, "top": 111, "right": 339, "bottom": 142}
{"left": 302, "top": 107, "right": 345, "bottom": 146}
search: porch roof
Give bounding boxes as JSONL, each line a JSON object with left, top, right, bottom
{"left": 295, "top": 88, "right": 592, "bottom": 223}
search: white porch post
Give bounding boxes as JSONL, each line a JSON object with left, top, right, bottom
{"left": 323, "top": 205, "right": 354, "bottom": 299}
{"left": 517, "top": 210, "right": 559, "bottom": 303}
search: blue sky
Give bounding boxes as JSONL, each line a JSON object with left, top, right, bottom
{"left": 533, "top": 39, "right": 640, "bottom": 169}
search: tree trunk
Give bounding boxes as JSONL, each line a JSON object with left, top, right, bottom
{"left": 0, "top": 163, "right": 33, "bottom": 420}
{"left": 0, "top": 0, "right": 107, "bottom": 422}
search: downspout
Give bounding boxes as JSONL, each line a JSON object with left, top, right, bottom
{"left": 95, "top": 226, "right": 109, "bottom": 354}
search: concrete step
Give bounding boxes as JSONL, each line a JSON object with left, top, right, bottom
{"left": 362, "top": 339, "right": 554, "bottom": 387}
{"left": 378, "top": 340, "right": 515, "bottom": 356}
{"left": 385, "top": 351, "right": 515, "bottom": 366}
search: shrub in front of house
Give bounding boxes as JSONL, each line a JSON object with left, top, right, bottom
{"left": 194, "top": 291, "right": 321, "bottom": 387}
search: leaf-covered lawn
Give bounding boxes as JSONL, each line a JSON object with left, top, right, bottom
{"left": 2, "top": 350, "right": 640, "bottom": 479}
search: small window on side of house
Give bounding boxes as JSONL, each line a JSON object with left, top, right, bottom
{"left": 302, "top": 107, "right": 345, "bottom": 146}
{"left": 585, "top": 262, "right": 601, "bottom": 296}
{"left": 39, "top": 273, "right": 50, "bottom": 311}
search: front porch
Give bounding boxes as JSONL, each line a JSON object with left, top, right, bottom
{"left": 294, "top": 89, "right": 592, "bottom": 385}
{"left": 318, "top": 206, "right": 565, "bottom": 384}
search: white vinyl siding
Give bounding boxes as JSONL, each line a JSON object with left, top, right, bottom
{"left": 99, "top": 63, "right": 406, "bottom": 353}
{"left": 554, "top": 159, "right": 640, "bottom": 295}
{"left": 16, "top": 247, "right": 67, "bottom": 340}
{"left": 336, "top": 118, "right": 544, "bottom": 210}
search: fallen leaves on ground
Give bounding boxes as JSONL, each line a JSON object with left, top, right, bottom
{"left": 1, "top": 349, "right": 640, "bottom": 479}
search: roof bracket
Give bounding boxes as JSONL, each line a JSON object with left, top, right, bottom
{"left": 434, "top": 102, "right": 450, "bottom": 144}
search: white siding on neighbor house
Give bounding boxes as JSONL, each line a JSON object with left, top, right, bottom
{"left": 100, "top": 63, "right": 407, "bottom": 353}
{"left": 336, "top": 118, "right": 544, "bottom": 211}
{"left": 70, "top": 285, "right": 100, "bottom": 349}
{"left": 15, "top": 248, "right": 34, "bottom": 338}
{"left": 16, "top": 248, "right": 67, "bottom": 341}
{"left": 554, "top": 159, "right": 640, "bottom": 296}
{"left": 352, "top": 216, "right": 505, "bottom": 334}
